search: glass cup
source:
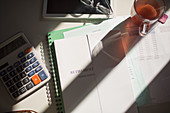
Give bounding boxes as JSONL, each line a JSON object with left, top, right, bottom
{"left": 131, "top": 0, "right": 166, "bottom": 36}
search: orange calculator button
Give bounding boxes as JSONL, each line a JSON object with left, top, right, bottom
{"left": 24, "top": 48, "right": 32, "bottom": 54}
{"left": 31, "top": 74, "right": 41, "bottom": 85}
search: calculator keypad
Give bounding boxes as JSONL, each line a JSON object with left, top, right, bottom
{"left": 0, "top": 48, "right": 48, "bottom": 99}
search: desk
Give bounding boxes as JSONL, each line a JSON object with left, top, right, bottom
{"left": 0, "top": 0, "right": 170, "bottom": 113}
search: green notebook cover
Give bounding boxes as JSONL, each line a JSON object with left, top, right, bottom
{"left": 47, "top": 25, "right": 84, "bottom": 113}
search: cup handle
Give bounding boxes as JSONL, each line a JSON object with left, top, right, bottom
{"left": 139, "top": 21, "right": 150, "bottom": 36}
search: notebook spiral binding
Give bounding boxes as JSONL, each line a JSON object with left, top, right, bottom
{"left": 45, "top": 25, "right": 84, "bottom": 113}
{"left": 46, "top": 34, "right": 65, "bottom": 113}
{"left": 39, "top": 42, "right": 52, "bottom": 106}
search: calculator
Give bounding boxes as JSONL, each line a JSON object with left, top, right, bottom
{"left": 0, "top": 32, "right": 51, "bottom": 101}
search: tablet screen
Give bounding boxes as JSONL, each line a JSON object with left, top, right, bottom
{"left": 46, "top": 0, "right": 111, "bottom": 14}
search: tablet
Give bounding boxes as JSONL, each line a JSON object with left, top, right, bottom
{"left": 43, "top": 0, "right": 114, "bottom": 20}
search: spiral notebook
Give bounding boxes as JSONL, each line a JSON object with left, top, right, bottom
{"left": 48, "top": 28, "right": 100, "bottom": 113}
{"left": 46, "top": 23, "right": 137, "bottom": 113}
{"left": 47, "top": 25, "right": 85, "bottom": 113}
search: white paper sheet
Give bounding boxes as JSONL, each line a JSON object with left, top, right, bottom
{"left": 63, "top": 16, "right": 129, "bottom": 39}
{"left": 54, "top": 36, "right": 102, "bottom": 113}
{"left": 54, "top": 34, "right": 137, "bottom": 113}
{"left": 124, "top": 13, "right": 170, "bottom": 105}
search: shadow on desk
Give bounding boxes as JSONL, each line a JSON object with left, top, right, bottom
{"left": 134, "top": 61, "right": 170, "bottom": 113}
{"left": 0, "top": 0, "right": 169, "bottom": 112}
{"left": 44, "top": 17, "right": 140, "bottom": 113}
{"left": 44, "top": 13, "right": 170, "bottom": 112}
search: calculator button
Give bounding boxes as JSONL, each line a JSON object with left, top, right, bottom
{"left": 16, "top": 81, "right": 23, "bottom": 88}
{"left": 20, "top": 72, "right": 26, "bottom": 78}
{"left": 25, "top": 66, "right": 32, "bottom": 73}
{"left": 26, "top": 82, "right": 34, "bottom": 90}
{"left": 12, "top": 91, "right": 20, "bottom": 98}
{"left": 14, "top": 61, "right": 21, "bottom": 67}
{"left": 18, "top": 52, "right": 25, "bottom": 58}
{"left": 23, "top": 77, "right": 30, "bottom": 84}
{"left": 28, "top": 70, "right": 35, "bottom": 77}
{"left": 6, "top": 80, "right": 14, "bottom": 87}
{"left": 24, "top": 48, "right": 32, "bottom": 54}
{"left": 19, "top": 87, "right": 27, "bottom": 94}
{"left": 27, "top": 53, "right": 34, "bottom": 59}
{"left": 30, "top": 57, "right": 37, "bottom": 64}
{"left": 32, "top": 61, "right": 39, "bottom": 68}
{"left": 2, "top": 74, "right": 10, "bottom": 82}
{"left": 13, "top": 75, "right": 21, "bottom": 82}
{"left": 38, "top": 70, "right": 48, "bottom": 81}
{"left": 20, "top": 57, "right": 27, "bottom": 63}
{"left": 7, "top": 66, "right": 13, "bottom": 72}
{"left": 9, "top": 70, "right": 17, "bottom": 77}
{"left": 23, "top": 61, "right": 30, "bottom": 68}
{"left": 31, "top": 74, "right": 41, "bottom": 85}
{"left": 0, "top": 70, "right": 7, "bottom": 76}
{"left": 35, "top": 66, "right": 42, "bottom": 73}
{"left": 16, "top": 66, "right": 24, "bottom": 73}
{"left": 9, "top": 85, "right": 17, "bottom": 93}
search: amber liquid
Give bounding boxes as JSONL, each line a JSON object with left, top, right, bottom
{"left": 131, "top": 3, "right": 161, "bottom": 25}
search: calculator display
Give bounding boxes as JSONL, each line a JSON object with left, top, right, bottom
{"left": 0, "top": 36, "right": 26, "bottom": 59}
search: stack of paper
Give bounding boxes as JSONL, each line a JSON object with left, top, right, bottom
{"left": 48, "top": 12, "right": 170, "bottom": 113}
